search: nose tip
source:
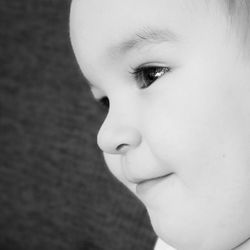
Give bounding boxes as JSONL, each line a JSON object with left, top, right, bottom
{"left": 97, "top": 125, "right": 142, "bottom": 155}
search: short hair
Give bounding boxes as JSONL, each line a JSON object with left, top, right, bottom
{"left": 223, "top": 0, "right": 250, "bottom": 56}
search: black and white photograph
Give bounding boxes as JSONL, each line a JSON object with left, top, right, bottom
{"left": 1, "top": 1, "right": 250, "bottom": 249}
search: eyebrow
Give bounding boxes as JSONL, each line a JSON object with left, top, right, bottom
{"left": 108, "top": 27, "right": 179, "bottom": 59}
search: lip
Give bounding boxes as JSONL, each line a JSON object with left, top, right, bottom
{"left": 136, "top": 173, "right": 174, "bottom": 196}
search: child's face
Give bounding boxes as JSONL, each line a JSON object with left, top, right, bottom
{"left": 70, "top": 0, "right": 250, "bottom": 249}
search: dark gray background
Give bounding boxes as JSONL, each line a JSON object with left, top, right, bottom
{"left": 0, "top": 1, "right": 156, "bottom": 249}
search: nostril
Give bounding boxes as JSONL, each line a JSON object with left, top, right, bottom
{"left": 97, "top": 124, "right": 142, "bottom": 154}
{"left": 116, "top": 143, "right": 129, "bottom": 152}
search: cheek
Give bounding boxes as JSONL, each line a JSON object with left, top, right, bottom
{"left": 143, "top": 71, "right": 250, "bottom": 189}
{"left": 144, "top": 99, "right": 250, "bottom": 249}
{"left": 144, "top": 76, "right": 215, "bottom": 164}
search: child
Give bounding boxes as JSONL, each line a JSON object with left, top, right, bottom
{"left": 69, "top": 0, "right": 250, "bottom": 249}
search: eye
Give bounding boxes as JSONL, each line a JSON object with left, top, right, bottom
{"left": 97, "top": 96, "right": 110, "bottom": 111}
{"left": 130, "top": 66, "right": 170, "bottom": 89}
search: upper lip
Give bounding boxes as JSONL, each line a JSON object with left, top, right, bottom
{"left": 121, "top": 155, "right": 173, "bottom": 185}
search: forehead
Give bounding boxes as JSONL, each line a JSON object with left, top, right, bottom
{"left": 70, "top": 0, "right": 224, "bottom": 79}
{"left": 70, "top": 0, "right": 210, "bottom": 49}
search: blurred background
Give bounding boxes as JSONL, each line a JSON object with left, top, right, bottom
{"left": 0, "top": 1, "right": 156, "bottom": 249}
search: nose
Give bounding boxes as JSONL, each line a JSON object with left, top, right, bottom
{"left": 97, "top": 118, "right": 142, "bottom": 155}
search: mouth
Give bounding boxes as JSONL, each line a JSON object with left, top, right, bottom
{"left": 136, "top": 173, "right": 174, "bottom": 196}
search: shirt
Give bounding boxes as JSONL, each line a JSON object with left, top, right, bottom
{"left": 154, "top": 238, "right": 176, "bottom": 250}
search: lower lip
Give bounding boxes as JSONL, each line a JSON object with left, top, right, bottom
{"left": 136, "top": 173, "right": 173, "bottom": 196}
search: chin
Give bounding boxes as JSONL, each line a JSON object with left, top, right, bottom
{"left": 147, "top": 212, "right": 244, "bottom": 250}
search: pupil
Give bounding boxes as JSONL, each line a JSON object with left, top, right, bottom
{"left": 147, "top": 68, "right": 158, "bottom": 82}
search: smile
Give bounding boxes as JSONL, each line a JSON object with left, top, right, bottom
{"left": 136, "top": 173, "right": 174, "bottom": 196}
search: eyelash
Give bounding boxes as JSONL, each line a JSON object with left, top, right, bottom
{"left": 96, "top": 65, "right": 170, "bottom": 110}
{"left": 98, "top": 96, "right": 110, "bottom": 110}
{"left": 130, "top": 65, "right": 171, "bottom": 89}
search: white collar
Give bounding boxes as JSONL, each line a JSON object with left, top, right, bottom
{"left": 154, "top": 238, "right": 176, "bottom": 250}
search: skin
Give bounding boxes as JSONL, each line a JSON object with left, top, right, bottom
{"left": 70, "top": 0, "right": 250, "bottom": 249}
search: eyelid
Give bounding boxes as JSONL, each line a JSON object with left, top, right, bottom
{"left": 130, "top": 62, "right": 167, "bottom": 72}
{"left": 129, "top": 63, "right": 171, "bottom": 79}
